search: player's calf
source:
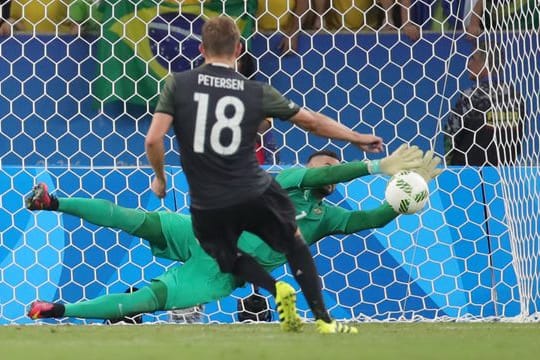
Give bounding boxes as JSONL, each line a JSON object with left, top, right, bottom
{"left": 25, "top": 183, "right": 58, "bottom": 211}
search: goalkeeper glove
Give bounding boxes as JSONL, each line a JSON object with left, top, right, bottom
{"left": 370, "top": 144, "right": 423, "bottom": 176}
{"left": 413, "top": 150, "right": 443, "bottom": 182}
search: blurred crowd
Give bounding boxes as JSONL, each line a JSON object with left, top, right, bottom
{"left": 1, "top": 0, "right": 537, "bottom": 40}
{"left": 1, "top": 0, "right": 538, "bottom": 57}
{"left": 1, "top": 0, "right": 535, "bottom": 167}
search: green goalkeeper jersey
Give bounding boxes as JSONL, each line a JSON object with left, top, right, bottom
{"left": 153, "top": 163, "right": 395, "bottom": 268}
{"left": 237, "top": 167, "right": 353, "bottom": 270}
{"left": 153, "top": 166, "right": 360, "bottom": 309}
{"left": 152, "top": 168, "right": 352, "bottom": 268}
{"left": 153, "top": 163, "right": 398, "bottom": 309}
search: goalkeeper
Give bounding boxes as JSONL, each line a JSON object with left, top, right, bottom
{"left": 26, "top": 145, "right": 441, "bottom": 324}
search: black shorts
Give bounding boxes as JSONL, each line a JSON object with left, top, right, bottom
{"left": 190, "top": 179, "right": 299, "bottom": 273}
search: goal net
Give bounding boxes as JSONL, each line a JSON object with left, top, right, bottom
{"left": 0, "top": 0, "right": 539, "bottom": 324}
{"left": 482, "top": 0, "right": 540, "bottom": 319}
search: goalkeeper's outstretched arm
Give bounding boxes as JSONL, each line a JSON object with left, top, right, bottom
{"left": 300, "top": 144, "right": 424, "bottom": 188}
{"left": 323, "top": 150, "right": 444, "bottom": 235}
{"left": 343, "top": 203, "right": 399, "bottom": 233}
{"left": 300, "top": 161, "right": 371, "bottom": 188}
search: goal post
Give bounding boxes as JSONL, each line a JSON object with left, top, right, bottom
{"left": 483, "top": 0, "right": 540, "bottom": 319}
{"left": 1, "top": 0, "right": 539, "bottom": 324}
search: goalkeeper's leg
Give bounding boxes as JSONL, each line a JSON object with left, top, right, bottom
{"left": 28, "top": 281, "right": 167, "bottom": 320}
{"left": 25, "top": 183, "right": 166, "bottom": 249}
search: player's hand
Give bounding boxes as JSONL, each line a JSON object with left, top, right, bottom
{"left": 354, "top": 134, "right": 384, "bottom": 153}
{"left": 465, "top": 22, "right": 483, "bottom": 41}
{"left": 151, "top": 177, "right": 167, "bottom": 198}
{"left": 69, "top": 23, "right": 81, "bottom": 35}
{"left": 0, "top": 20, "right": 12, "bottom": 36}
{"left": 413, "top": 150, "right": 443, "bottom": 182}
{"left": 278, "top": 33, "right": 299, "bottom": 55}
{"left": 379, "top": 144, "right": 423, "bottom": 176}
{"left": 401, "top": 22, "right": 420, "bottom": 42}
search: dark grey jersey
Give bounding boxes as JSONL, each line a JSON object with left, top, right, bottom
{"left": 155, "top": 64, "right": 300, "bottom": 209}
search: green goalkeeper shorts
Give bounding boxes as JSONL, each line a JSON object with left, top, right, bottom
{"left": 150, "top": 212, "right": 199, "bottom": 262}
{"left": 155, "top": 252, "right": 242, "bottom": 310}
{"left": 149, "top": 212, "right": 242, "bottom": 309}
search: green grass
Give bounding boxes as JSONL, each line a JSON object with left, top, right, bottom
{"left": 1, "top": 323, "right": 540, "bottom": 360}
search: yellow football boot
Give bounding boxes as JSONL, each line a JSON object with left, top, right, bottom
{"left": 275, "top": 281, "right": 303, "bottom": 332}
{"left": 316, "top": 319, "right": 358, "bottom": 334}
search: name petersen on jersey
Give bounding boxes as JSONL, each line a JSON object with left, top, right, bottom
{"left": 198, "top": 73, "right": 245, "bottom": 91}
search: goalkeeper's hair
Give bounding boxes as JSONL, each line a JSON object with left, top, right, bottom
{"left": 308, "top": 150, "right": 341, "bottom": 162}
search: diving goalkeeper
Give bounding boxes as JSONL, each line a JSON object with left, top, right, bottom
{"left": 26, "top": 145, "right": 441, "bottom": 327}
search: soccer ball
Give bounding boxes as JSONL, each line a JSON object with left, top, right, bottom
{"left": 385, "top": 171, "right": 429, "bottom": 214}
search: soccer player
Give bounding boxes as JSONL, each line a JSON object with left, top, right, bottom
{"left": 145, "top": 16, "right": 383, "bottom": 333}
{"left": 27, "top": 146, "right": 442, "bottom": 332}
{"left": 444, "top": 42, "right": 524, "bottom": 166}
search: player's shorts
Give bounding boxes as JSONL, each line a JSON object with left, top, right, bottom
{"left": 154, "top": 252, "right": 242, "bottom": 310}
{"left": 190, "top": 179, "right": 299, "bottom": 273}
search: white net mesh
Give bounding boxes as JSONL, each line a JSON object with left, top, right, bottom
{"left": 482, "top": 0, "right": 540, "bottom": 319}
{"left": 1, "top": 0, "right": 539, "bottom": 324}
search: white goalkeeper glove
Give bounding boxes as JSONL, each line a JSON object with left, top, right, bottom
{"left": 413, "top": 150, "right": 443, "bottom": 182}
{"left": 371, "top": 144, "right": 423, "bottom": 176}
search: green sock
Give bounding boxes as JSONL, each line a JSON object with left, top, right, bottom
{"left": 58, "top": 197, "right": 166, "bottom": 249}
{"left": 64, "top": 281, "right": 167, "bottom": 319}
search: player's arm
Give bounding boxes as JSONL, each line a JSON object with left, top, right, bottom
{"left": 258, "top": 117, "right": 272, "bottom": 134}
{"left": 299, "top": 144, "right": 424, "bottom": 188}
{"left": 256, "top": 117, "right": 272, "bottom": 145}
{"left": 445, "top": 92, "right": 470, "bottom": 163}
{"left": 291, "top": 109, "right": 383, "bottom": 153}
{"left": 0, "top": 0, "right": 12, "bottom": 36}
{"left": 466, "top": 0, "right": 484, "bottom": 39}
{"left": 261, "top": 84, "right": 383, "bottom": 153}
{"left": 317, "top": 204, "right": 398, "bottom": 238}
{"left": 344, "top": 204, "right": 399, "bottom": 233}
{"left": 146, "top": 113, "right": 171, "bottom": 179}
{"left": 399, "top": 0, "right": 420, "bottom": 41}
{"left": 146, "top": 76, "right": 175, "bottom": 198}
{"left": 300, "top": 162, "right": 370, "bottom": 188}
{"left": 446, "top": 93, "right": 468, "bottom": 135}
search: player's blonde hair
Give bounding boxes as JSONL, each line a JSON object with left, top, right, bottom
{"left": 202, "top": 16, "right": 241, "bottom": 57}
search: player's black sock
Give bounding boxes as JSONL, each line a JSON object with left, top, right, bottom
{"left": 286, "top": 235, "right": 332, "bottom": 323}
{"left": 232, "top": 254, "right": 277, "bottom": 297}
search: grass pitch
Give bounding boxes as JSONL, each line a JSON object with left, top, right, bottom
{"left": 1, "top": 323, "right": 540, "bottom": 360}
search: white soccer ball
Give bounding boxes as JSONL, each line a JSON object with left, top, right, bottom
{"left": 385, "top": 171, "right": 429, "bottom": 214}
